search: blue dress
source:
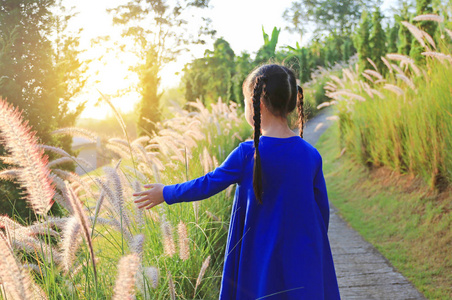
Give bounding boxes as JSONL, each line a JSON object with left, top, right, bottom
{"left": 163, "top": 136, "right": 341, "bottom": 299}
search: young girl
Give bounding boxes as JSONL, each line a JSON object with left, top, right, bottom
{"left": 134, "top": 64, "right": 341, "bottom": 299}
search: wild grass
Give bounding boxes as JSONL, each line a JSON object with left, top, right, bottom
{"left": 317, "top": 122, "right": 452, "bottom": 299}
{"left": 323, "top": 17, "right": 452, "bottom": 192}
{"left": 0, "top": 97, "right": 251, "bottom": 299}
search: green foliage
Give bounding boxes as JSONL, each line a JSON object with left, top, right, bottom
{"left": 356, "top": 10, "right": 373, "bottom": 72}
{"left": 397, "top": 2, "right": 413, "bottom": 55}
{"left": 369, "top": 6, "right": 387, "bottom": 72}
{"left": 283, "top": 0, "right": 374, "bottom": 36}
{"left": 254, "top": 27, "right": 282, "bottom": 65}
{"left": 183, "top": 38, "right": 238, "bottom": 106}
{"left": 285, "top": 42, "right": 310, "bottom": 83}
{"left": 387, "top": 22, "right": 400, "bottom": 53}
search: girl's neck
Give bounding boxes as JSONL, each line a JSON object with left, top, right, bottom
{"left": 261, "top": 111, "right": 297, "bottom": 138}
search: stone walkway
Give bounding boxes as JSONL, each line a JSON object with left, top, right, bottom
{"left": 303, "top": 108, "right": 426, "bottom": 300}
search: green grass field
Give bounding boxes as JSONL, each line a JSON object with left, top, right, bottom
{"left": 316, "top": 121, "right": 452, "bottom": 299}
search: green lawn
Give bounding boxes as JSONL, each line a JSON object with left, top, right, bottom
{"left": 316, "top": 122, "right": 452, "bottom": 300}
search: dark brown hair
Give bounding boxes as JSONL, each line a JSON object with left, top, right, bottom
{"left": 243, "top": 64, "right": 305, "bottom": 204}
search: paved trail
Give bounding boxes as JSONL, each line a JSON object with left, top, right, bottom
{"left": 302, "top": 108, "right": 426, "bottom": 300}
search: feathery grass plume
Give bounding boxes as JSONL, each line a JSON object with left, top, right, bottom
{"left": 0, "top": 168, "right": 21, "bottom": 181}
{"left": 380, "top": 56, "right": 393, "bottom": 73}
{"left": 47, "top": 157, "right": 93, "bottom": 170}
{"left": 396, "top": 74, "right": 416, "bottom": 90}
{"left": 130, "top": 234, "right": 145, "bottom": 261}
{"left": 363, "top": 69, "right": 383, "bottom": 80}
{"left": 446, "top": 28, "right": 452, "bottom": 40}
{"left": 383, "top": 84, "right": 405, "bottom": 96}
{"left": 329, "top": 75, "right": 345, "bottom": 88}
{"left": 361, "top": 72, "right": 374, "bottom": 83}
{"left": 326, "top": 116, "right": 340, "bottom": 121}
{"left": 0, "top": 98, "right": 55, "bottom": 216}
{"left": 178, "top": 221, "right": 190, "bottom": 261}
{"left": 66, "top": 182, "right": 97, "bottom": 283}
{"left": 386, "top": 53, "right": 415, "bottom": 65}
{"left": 194, "top": 255, "right": 211, "bottom": 297}
{"left": 0, "top": 216, "right": 59, "bottom": 238}
{"left": 201, "top": 147, "right": 213, "bottom": 174}
{"left": 60, "top": 217, "right": 82, "bottom": 273}
{"left": 401, "top": 21, "right": 426, "bottom": 48}
{"left": 52, "top": 127, "right": 98, "bottom": 143}
{"left": 49, "top": 174, "right": 73, "bottom": 213}
{"left": 106, "top": 143, "right": 131, "bottom": 158}
{"left": 413, "top": 14, "right": 444, "bottom": 23}
{"left": 0, "top": 235, "right": 47, "bottom": 300}
{"left": 160, "top": 214, "right": 176, "bottom": 257}
{"left": 167, "top": 270, "right": 176, "bottom": 300}
{"left": 192, "top": 201, "right": 200, "bottom": 223}
{"left": 132, "top": 180, "right": 145, "bottom": 229}
{"left": 370, "top": 88, "right": 385, "bottom": 99}
{"left": 103, "top": 166, "right": 132, "bottom": 229}
{"left": 39, "top": 144, "right": 71, "bottom": 158}
{"left": 367, "top": 58, "right": 379, "bottom": 71}
{"left": 112, "top": 253, "right": 140, "bottom": 300}
{"left": 328, "top": 91, "right": 366, "bottom": 102}
{"left": 421, "top": 51, "right": 452, "bottom": 63}
{"left": 421, "top": 31, "right": 436, "bottom": 49}
{"left": 145, "top": 266, "right": 159, "bottom": 289}
{"left": 131, "top": 135, "right": 150, "bottom": 146}
{"left": 0, "top": 155, "right": 16, "bottom": 165}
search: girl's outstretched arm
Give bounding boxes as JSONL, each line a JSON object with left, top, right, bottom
{"left": 134, "top": 183, "right": 165, "bottom": 210}
{"left": 136, "top": 143, "right": 244, "bottom": 208}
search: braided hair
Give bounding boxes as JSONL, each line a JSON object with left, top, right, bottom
{"left": 244, "top": 64, "right": 304, "bottom": 204}
{"left": 297, "top": 85, "right": 305, "bottom": 138}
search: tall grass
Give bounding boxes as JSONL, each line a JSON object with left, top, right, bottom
{"left": 323, "top": 17, "right": 452, "bottom": 191}
{"left": 0, "top": 97, "right": 251, "bottom": 299}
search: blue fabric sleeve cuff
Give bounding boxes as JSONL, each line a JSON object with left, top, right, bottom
{"left": 163, "top": 185, "right": 178, "bottom": 205}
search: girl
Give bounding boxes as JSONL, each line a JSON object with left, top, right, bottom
{"left": 134, "top": 64, "right": 341, "bottom": 299}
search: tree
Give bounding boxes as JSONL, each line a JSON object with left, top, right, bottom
{"left": 283, "top": 0, "right": 374, "bottom": 36}
{"left": 109, "top": 0, "right": 214, "bottom": 136}
{"left": 387, "top": 22, "right": 400, "bottom": 53}
{"left": 397, "top": 2, "right": 413, "bottom": 55}
{"left": 356, "top": 10, "right": 373, "bottom": 72}
{"left": 286, "top": 42, "right": 310, "bottom": 83}
{"left": 0, "top": 0, "right": 86, "bottom": 220}
{"left": 369, "top": 6, "right": 387, "bottom": 72}
{"left": 254, "top": 27, "right": 281, "bottom": 65}
{"left": 183, "top": 38, "right": 237, "bottom": 106}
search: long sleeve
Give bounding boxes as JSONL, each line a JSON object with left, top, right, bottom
{"left": 313, "top": 151, "right": 330, "bottom": 231}
{"left": 163, "top": 144, "right": 244, "bottom": 205}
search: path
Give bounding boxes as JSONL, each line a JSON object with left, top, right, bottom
{"left": 303, "top": 107, "right": 426, "bottom": 300}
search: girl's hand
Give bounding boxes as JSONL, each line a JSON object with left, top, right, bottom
{"left": 133, "top": 183, "right": 165, "bottom": 210}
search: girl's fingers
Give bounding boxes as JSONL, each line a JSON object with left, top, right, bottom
{"left": 138, "top": 200, "right": 152, "bottom": 209}
{"left": 146, "top": 202, "right": 158, "bottom": 210}
{"left": 144, "top": 184, "right": 154, "bottom": 188}
{"left": 133, "top": 191, "right": 147, "bottom": 197}
{"left": 134, "top": 197, "right": 149, "bottom": 203}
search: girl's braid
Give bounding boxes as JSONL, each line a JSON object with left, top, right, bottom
{"left": 252, "top": 75, "right": 266, "bottom": 204}
{"left": 297, "top": 85, "right": 305, "bottom": 138}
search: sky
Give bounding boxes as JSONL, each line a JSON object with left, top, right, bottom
{"left": 68, "top": 0, "right": 395, "bottom": 119}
